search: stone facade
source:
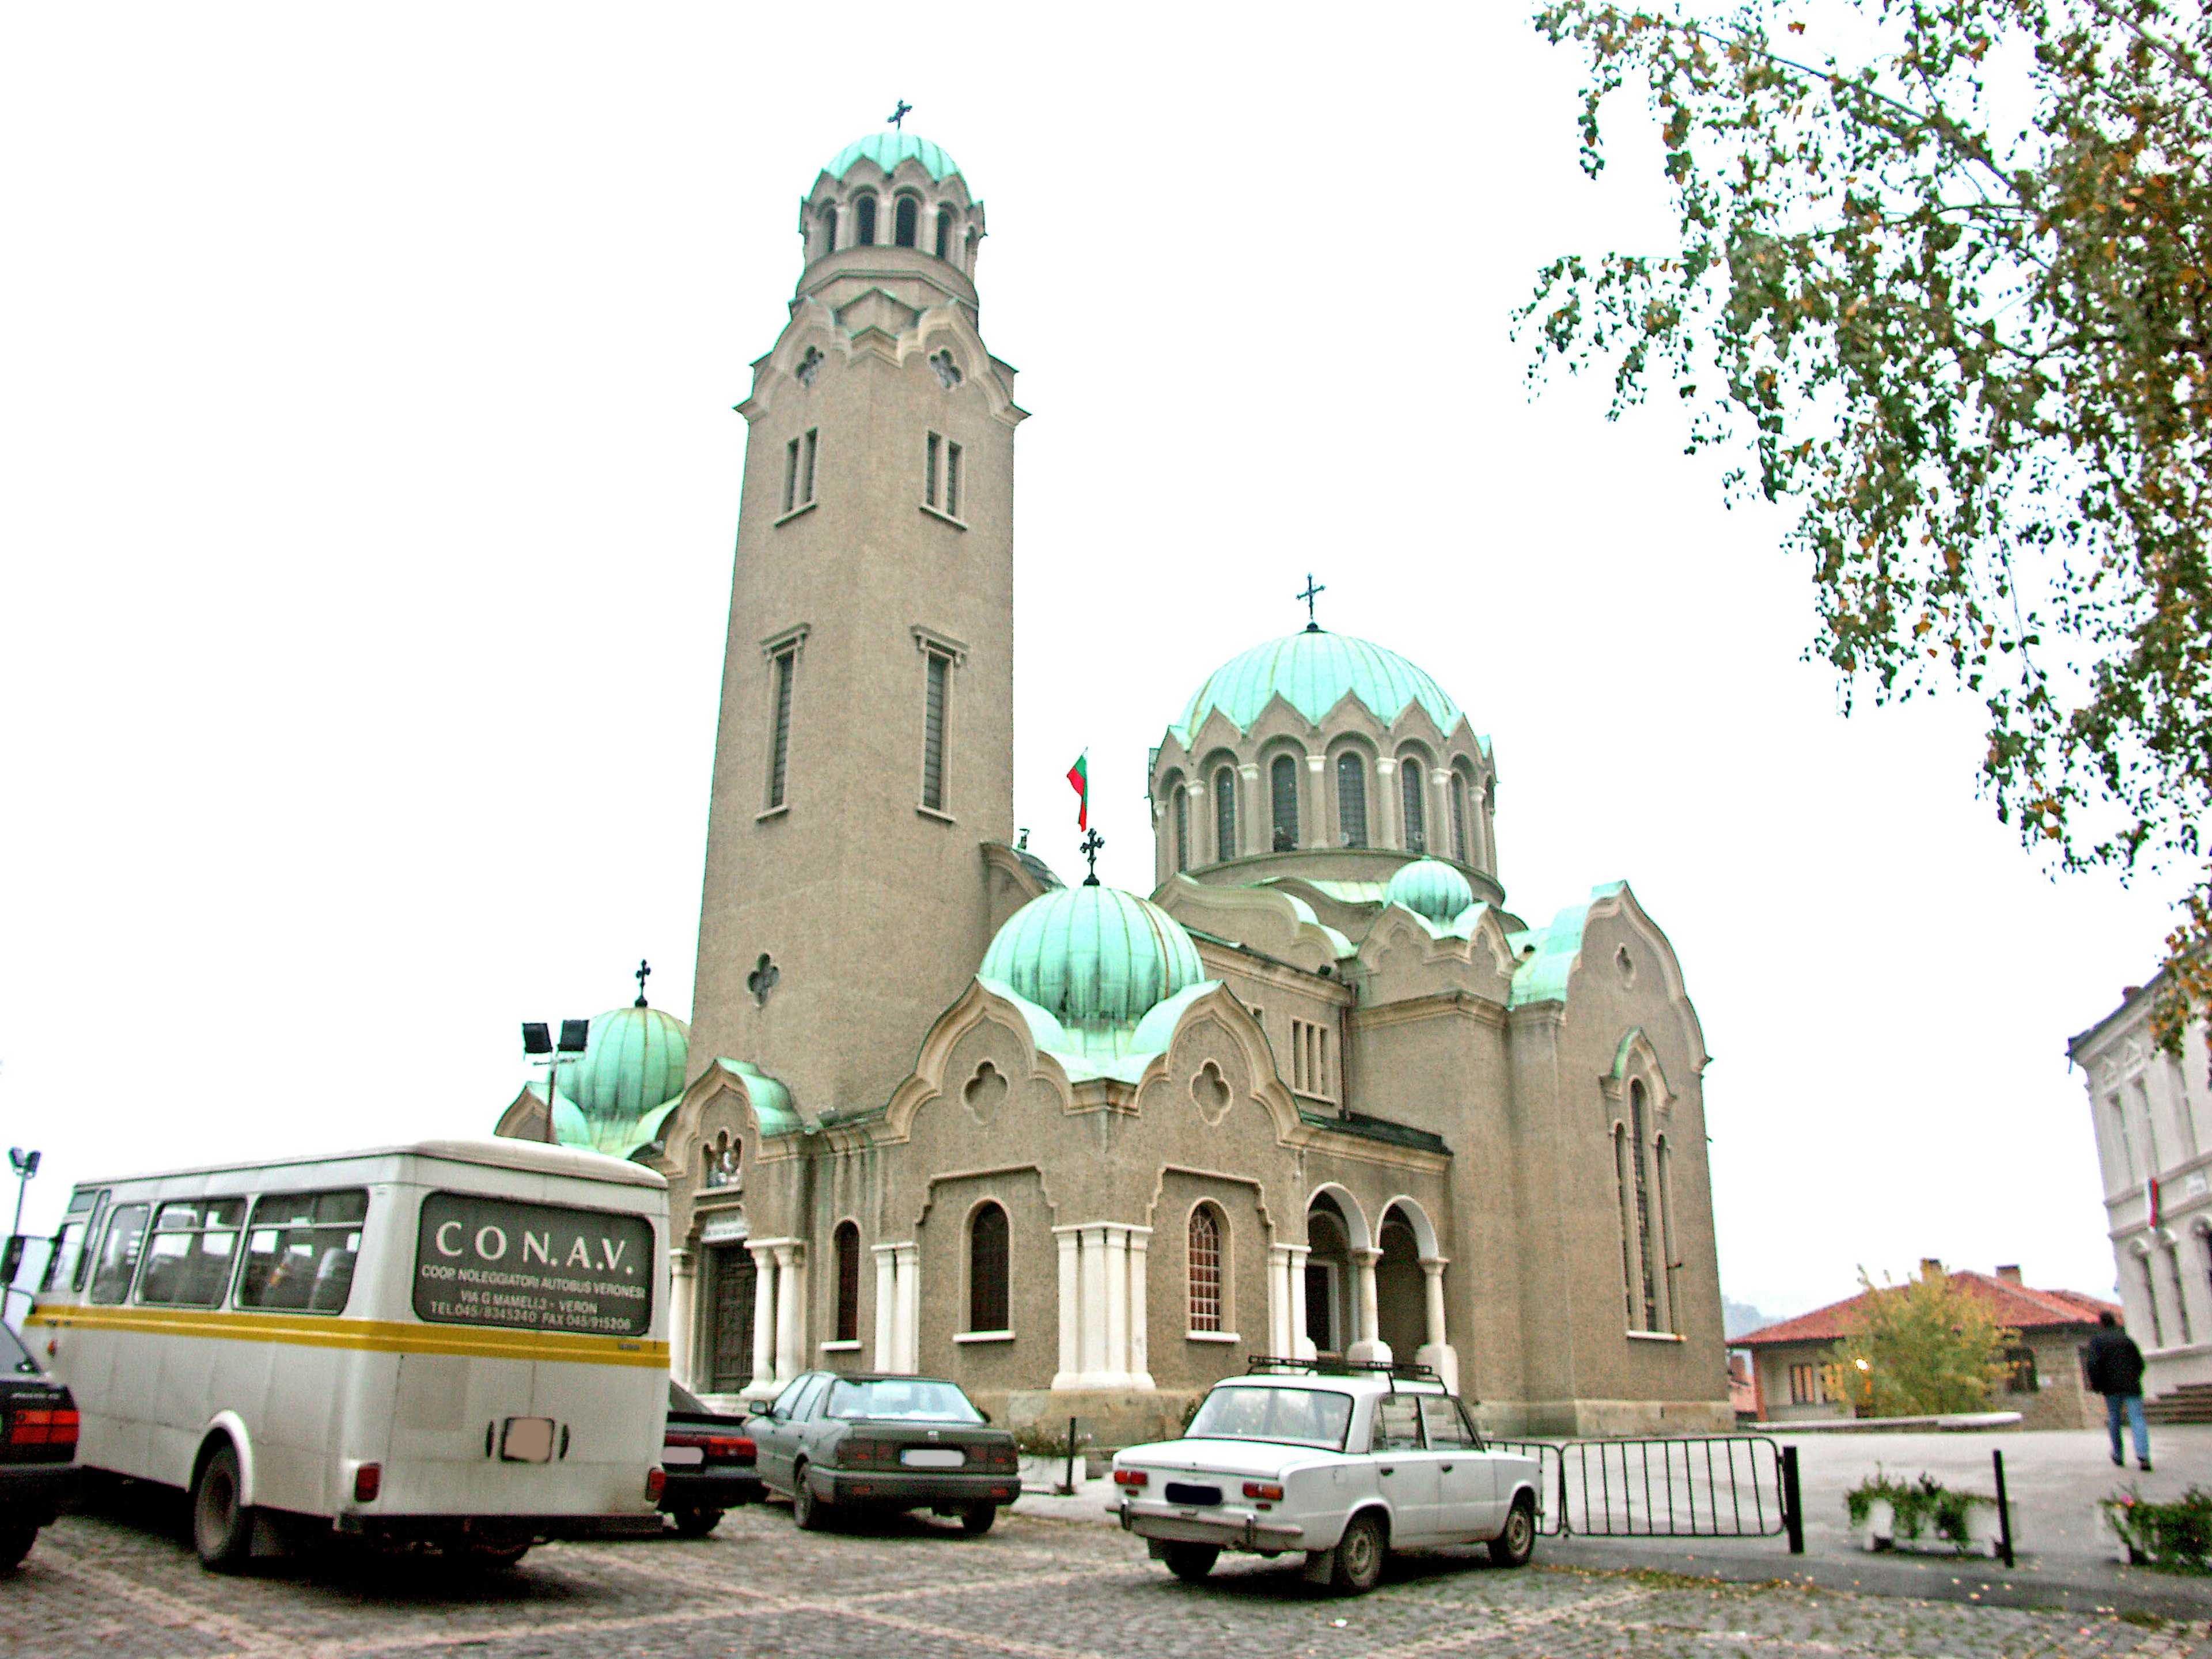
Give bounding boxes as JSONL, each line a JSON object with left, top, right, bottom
{"left": 498, "top": 131, "right": 1732, "bottom": 1442}
{"left": 2069, "top": 978, "right": 2212, "bottom": 1397}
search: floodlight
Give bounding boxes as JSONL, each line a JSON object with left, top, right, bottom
{"left": 558, "top": 1019, "right": 592, "bottom": 1053}
{"left": 521, "top": 1022, "right": 553, "bottom": 1055}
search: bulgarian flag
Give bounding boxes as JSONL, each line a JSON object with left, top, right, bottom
{"left": 1067, "top": 751, "right": 1089, "bottom": 828}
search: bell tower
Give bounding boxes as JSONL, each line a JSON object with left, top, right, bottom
{"left": 688, "top": 131, "right": 1026, "bottom": 1119}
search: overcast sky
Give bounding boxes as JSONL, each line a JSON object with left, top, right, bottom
{"left": 0, "top": 4, "right": 2175, "bottom": 1319}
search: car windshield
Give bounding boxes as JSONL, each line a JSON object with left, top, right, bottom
{"left": 1186, "top": 1385, "right": 1353, "bottom": 1450}
{"left": 824, "top": 1378, "right": 983, "bottom": 1423}
{"left": 0, "top": 1321, "right": 42, "bottom": 1377}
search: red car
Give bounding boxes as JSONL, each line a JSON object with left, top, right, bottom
{"left": 661, "top": 1381, "right": 760, "bottom": 1536}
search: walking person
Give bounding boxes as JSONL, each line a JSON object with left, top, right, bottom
{"left": 2086, "top": 1310, "right": 2152, "bottom": 1472}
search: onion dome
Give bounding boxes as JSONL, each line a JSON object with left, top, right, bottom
{"left": 1387, "top": 859, "right": 1476, "bottom": 925}
{"left": 823, "top": 132, "right": 963, "bottom": 183}
{"left": 565, "top": 1003, "right": 690, "bottom": 1130}
{"left": 1176, "top": 630, "right": 1462, "bottom": 738}
{"left": 980, "top": 885, "right": 1205, "bottom": 1027}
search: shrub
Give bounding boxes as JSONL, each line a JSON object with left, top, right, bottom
{"left": 1012, "top": 1423, "right": 1087, "bottom": 1459}
{"left": 2104, "top": 1487, "right": 2212, "bottom": 1570}
{"left": 1843, "top": 1471, "right": 1988, "bottom": 1551}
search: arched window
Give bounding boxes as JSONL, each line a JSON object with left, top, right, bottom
{"left": 1614, "top": 1124, "right": 1637, "bottom": 1328}
{"left": 1629, "top": 1082, "right": 1658, "bottom": 1331}
{"left": 833, "top": 1221, "right": 861, "bottom": 1343}
{"left": 1188, "top": 1206, "right": 1222, "bottom": 1333}
{"left": 1450, "top": 772, "right": 1469, "bottom": 863}
{"left": 1336, "top": 753, "right": 1368, "bottom": 847}
{"left": 935, "top": 207, "right": 952, "bottom": 259}
{"left": 820, "top": 207, "right": 838, "bottom": 258}
{"left": 964, "top": 228, "right": 979, "bottom": 271}
{"left": 893, "top": 195, "right": 919, "bottom": 248}
{"left": 1214, "top": 766, "right": 1237, "bottom": 860}
{"left": 1400, "top": 762, "right": 1426, "bottom": 854}
{"left": 1270, "top": 755, "right": 1300, "bottom": 851}
{"left": 855, "top": 195, "right": 877, "bottom": 246}
{"left": 1654, "top": 1135, "right": 1677, "bottom": 1335}
{"left": 1173, "top": 783, "right": 1190, "bottom": 872}
{"left": 969, "top": 1202, "right": 1009, "bottom": 1332}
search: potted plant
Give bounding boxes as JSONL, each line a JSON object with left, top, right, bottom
{"left": 1846, "top": 1473, "right": 2006, "bottom": 1556}
{"left": 2100, "top": 1487, "right": 2212, "bottom": 1568}
{"left": 1012, "top": 1422, "right": 1087, "bottom": 1492}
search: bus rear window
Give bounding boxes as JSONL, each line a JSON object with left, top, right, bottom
{"left": 238, "top": 1190, "right": 368, "bottom": 1314}
{"left": 414, "top": 1192, "right": 652, "bottom": 1337}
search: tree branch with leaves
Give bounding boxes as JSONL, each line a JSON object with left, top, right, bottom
{"left": 1521, "top": 0, "right": 2212, "bottom": 1048}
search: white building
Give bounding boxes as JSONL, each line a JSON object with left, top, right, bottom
{"left": 2069, "top": 975, "right": 2212, "bottom": 1397}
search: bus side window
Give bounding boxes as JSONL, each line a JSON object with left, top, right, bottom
{"left": 39, "top": 1189, "right": 100, "bottom": 1295}
{"left": 137, "top": 1198, "right": 247, "bottom": 1308}
{"left": 86, "top": 1205, "right": 151, "bottom": 1305}
{"left": 237, "top": 1189, "right": 368, "bottom": 1315}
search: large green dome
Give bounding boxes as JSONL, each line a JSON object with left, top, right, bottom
{"left": 1176, "top": 629, "right": 1463, "bottom": 738}
{"left": 823, "top": 132, "right": 963, "bottom": 183}
{"left": 565, "top": 1003, "right": 689, "bottom": 1131}
{"left": 980, "top": 886, "right": 1205, "bottom": 1028}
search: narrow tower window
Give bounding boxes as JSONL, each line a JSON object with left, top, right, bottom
{"left": 926, "top": 432, "right": 941, "bottom": 507}
{"left": 1400, "top": 763, "right": 1426, "bottom": 853}
{"left": 1188, "top": 1206, "right": 1222, "bottom": 1334}
{"left": 766, "top": 647, "right": 796, "bottom": 809}
{"left": 1214, "top": 766, "right": 1237, "bottom": 859}
{"left": 855, "top": 195, "right": 877, "bottom": 245}
{"left": 1336, "top": 753, "right": 1368, "bottom": 847}
{"left": 783, "top": 438, "right": 800, "bottom": 514}
{"left": 945, "top": 441, "right": 961, "bottom": 518}
{"left": 1630, "top": 1081, "right": 1658, "bottom": 1331}
{"left": 833, "top": 1221, "right": 861, "bottom": 1343}
{"left": 934, "top": 207, "right": 952, "bottom": 259}
{"left": 968, "top": 1202, "right": 1009, "bottom": 1332}
{"left": 1615, "top": 1124, "right": 1637, "bottom": 1327}
{"left": 1271, "top": 755, "right": 1299, "bottom": 850}
{"left": 1450, "top": 772, "right": 1469, "bottom": 863}
{"left": 820, "top": 206, "right": 838, "bottom": 259}
{"left": 801, "top": 429, "right": 817, "bottom": 505}
{"left": 894, "top": 196, "right": 918, "bottom": 247}
{"left": 1173, "top": 783, "right": 1190, "bottom": 873}
{"left": 921, "top": 650, "right": 950, "bottom": 811}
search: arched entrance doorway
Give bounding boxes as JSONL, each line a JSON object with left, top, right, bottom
{"left": 1376, "top": 1207, "right": 1426, "bottom": 1363}
{"left": 1304, "top": 1195, "right": 1351, "bottom": 1357}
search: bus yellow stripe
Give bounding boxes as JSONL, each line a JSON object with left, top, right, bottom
{"left": 25, "top": 1304, "right": 670, "bottom": 1369}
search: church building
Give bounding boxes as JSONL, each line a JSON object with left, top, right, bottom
{"left": 497, "top": 129, "right": 1732, "bottom": 1440}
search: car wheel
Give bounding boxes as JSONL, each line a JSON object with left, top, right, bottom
{"left": 1328, "top": 1511, "right": 1387, "bottom": 1595}
{"left": 957, "top": 1503, "right": 995, "bottom": 1537}
{"left": 1487, "top": 1494, "right": 1536, "bottom": 1567}
{"left": 192, "top": 1442, "right": 255, "bottom": 1573}
{"left": 790, "top": 1464, "right": 830, "bottom": 1531}
{"left": 672, "top": 1506, "right": 724, "bottom": 1538}
{"left": 1162, "top": 1542, "right": 1218, "bottom": 1583}
{"left": 0, "top": 1521, "right": 37, "bottom": 1572}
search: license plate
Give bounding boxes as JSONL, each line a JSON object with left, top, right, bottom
{"left": 900, "top": 1448, "right": 965, "bottom": 1468}
{"left": 661, "top": 1445, "right": 704, "bottom": 1467}
{"left": 501, "top": 1417, "right": 556, "bottom": 1463}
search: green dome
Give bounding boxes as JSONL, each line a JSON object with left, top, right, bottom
{"left": 980, "top": 886, "right": 1205, "bottom": 1027}
{"left": 1386, "top": 859, "right": 1476, "bottom": 924}
{"left": 1177, "top": 630, "right": 1463, "bottom": 737}
{"left": 564, "top": 1003, "right": 689, "bottom": 1131}
{"left": 823, "top": 132, "right": 963, "bottom": 184}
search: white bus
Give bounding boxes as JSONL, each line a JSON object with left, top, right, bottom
{"left": 26, "top": 1138, "right": 670, "bottom": 1570}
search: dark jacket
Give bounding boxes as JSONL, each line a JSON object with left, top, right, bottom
{"left": 2086, "top": 1327, "right": 2146, "bottom": 1396}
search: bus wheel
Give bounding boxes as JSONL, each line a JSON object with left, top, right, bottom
{"left": 192, "top": 1444, "right": 253, "bottom": 1572}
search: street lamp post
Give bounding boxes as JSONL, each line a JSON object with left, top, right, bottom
{"left": 521, "top": 1021, "right": 592, "bottom": 1145}
{"left": 3, "top": 1148, "right": 40, "bottom": 1314}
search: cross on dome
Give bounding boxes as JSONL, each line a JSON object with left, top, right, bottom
{"left": 1297, "top": 573, "right": 1326, "bottom": 632}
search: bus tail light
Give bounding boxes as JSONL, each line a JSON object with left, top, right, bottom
{"left": 1243, "top": 1482, "right": 1283, "bottom": 1501}
{"left": 646, "top": 1467, "right": 666, "bottom": 1500}
{"left": 1113, "top": 1468, "right": 1147, "bottom": 1487}
{"left": 354, "top": 1463, "right": 382, "bottom": 1502}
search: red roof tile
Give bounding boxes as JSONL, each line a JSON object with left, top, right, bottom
{"left": 1735, "top": 1271, "right": 2119, "bottom": 1349}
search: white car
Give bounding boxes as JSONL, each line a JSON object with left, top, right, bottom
{"left": 1111, "top": 1364, "right": 1542, "bottom": 1594}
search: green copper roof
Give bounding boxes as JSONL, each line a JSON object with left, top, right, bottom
{"left": 824, "top": 132, "right": 963, "bottom": 183}
{"left": 980, "top": 885, "right": 1205, "bottom": 1028}
{"left": 568, "top": 1005, "right": 689, "bottom": 1127}
{"left": 1385, "top": 859, "right": 1476, "bottom": 925}
{"left": 1176, "top": 630, "right": 1464, "bottom": 738}
{"left": 1507, "top": 882, "right": 1626, "bottom": 1006}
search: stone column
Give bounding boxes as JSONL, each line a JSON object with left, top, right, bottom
{"left": 1126, "top": 1226, "right": 1154, "bottom": 1389}
{"left": 747, "top": 1242, "right": 779, "bottom": 1394}
{"left": 1305, "top": 754, "right": 1325, "bottom": 849}
{"left": 668, "top": 1248, "right": 696, "bottom": 1391}
{"left": 1079, "top": 1224, "right": 1110, "bottom": 1383}
{"left": 772, "top": 1243, "right": 803, "bottom": 1383}
{"left": 893, "top": 1242, "right": 920, "bottom": 1372}
{"left": 1287, "top": 1244, "right": 1314, "bottom": 1359}
{"left": 1375, "top": 756, "right": 1399, "bottom": 850}
{"left": 1416, "top": 1256, "right": 1459, "bottom": 1394}
{"left": 1267, "top": 1244, "right": 1292, "bottom": 1357}
{"left": 1103, "top": 1227, "right": 1131, "bottom": 1388}
{"left": 1053, "top": 1226, "right": 1083, "bottom": 1389}
{"left": 872, "top": 1244, "right": 899, "bottom": 1370}
{"left": 1346, "top": 1246, "right": 1392, "bottom": 1365}
{"left": 1238, "top": 763, "right": 1259, "bottom": 859}
{"left": 1431, "top": 767, "right": 1453, "bottom": 861}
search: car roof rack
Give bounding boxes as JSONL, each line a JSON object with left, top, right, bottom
{"left": 1245, "top": 1355, "right": 1441, "bottom": 1393}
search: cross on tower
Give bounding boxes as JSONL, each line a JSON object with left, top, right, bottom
{"left": 887, "top": 99, "right": 913, "bottom": 130}
{"left": 634, "top": 959, "right": 651, "bottom": 1007}
{"left": 1297, "top": 573, "right": 1326, "bottom": 632}
{"left": 1080, "top": 828, "right": 1104, "bottom": 886}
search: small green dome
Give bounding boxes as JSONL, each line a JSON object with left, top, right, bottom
{"left": 823, "top": 132, "right": 963, "bottom": 184}
{"left": 1177, "top": 630, "right": 1463, "bottom": 737}
{"left": 565, "top": 1003, "right": 689, "bottom": 1131}
{"left": 980, "top": 886, "right": 1205, "bottom": 1027}
{"left": 1387, "top": 859, "right": 1476, "bottom": 924}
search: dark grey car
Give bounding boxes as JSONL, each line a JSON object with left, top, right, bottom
{"left": 745, "top": 1372, "right": 1019, "bottom": 1536}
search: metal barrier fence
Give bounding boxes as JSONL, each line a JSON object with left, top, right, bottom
{"left": 1490, "top": 1436, "right": 1803, "bottom": 1552}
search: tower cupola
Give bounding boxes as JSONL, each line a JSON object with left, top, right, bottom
{"left": 799, "top": 131, "right": 986, "bottom": 318}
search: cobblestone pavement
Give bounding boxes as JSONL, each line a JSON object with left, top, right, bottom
{"left": 12, "top": 1494, "right": 2212, "bottom": 1659}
